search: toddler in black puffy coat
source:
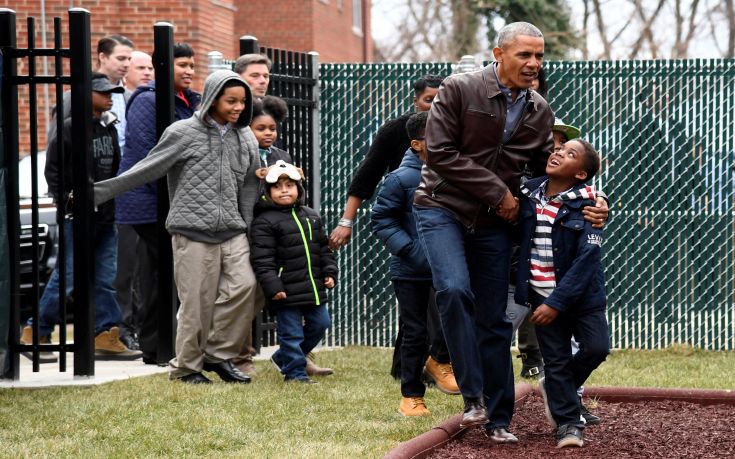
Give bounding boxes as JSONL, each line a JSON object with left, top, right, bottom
{"left": 250, "top": 160, "right": 338, "bottom": 383}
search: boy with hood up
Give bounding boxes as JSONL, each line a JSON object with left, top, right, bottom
{"left": 94, "top": 70, "right": 260, "bottom": 384}
{"left": 250, "top": 160, "right": 338, "bottom": 384}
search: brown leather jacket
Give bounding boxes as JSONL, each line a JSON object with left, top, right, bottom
{"left": 414, "top": 65, "right": 554, "bottom": 229}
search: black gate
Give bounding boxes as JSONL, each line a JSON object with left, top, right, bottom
{"left": 1, "top": 8, "right": 96, "bottom": 379}
{"left": 237, "top": 37, "right": 321, "bottom": 350}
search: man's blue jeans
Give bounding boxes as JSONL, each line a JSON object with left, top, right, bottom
{"left": 415, "top": 207, "right": 515, "bottom": 429}
{"left": 28, "top": 220, "right": 122, "bottom": 337}
{"left": 272, "top": 305, "right": 331, "bottom": 380}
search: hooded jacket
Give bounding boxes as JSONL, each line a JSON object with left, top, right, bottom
{"left": 514, "top": 176, "right": 606, "bottom": 313}
{"left": 45, "top": 111, "right": 120, "bottom": 224}
{"left": 250, "top": 178, "right": 338, "bottom": 310}
{"left": 371, "top": 149, "right": 431, "bottom": 281}
{"left": 115, "top": 81, "right": 201, "bottom": 225}
{"left": 94, "top": 70, "right": 260, "bottom": 242}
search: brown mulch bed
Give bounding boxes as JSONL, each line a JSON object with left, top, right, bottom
{"left": 427, "top": 393, "right": 735, "bottom": 458}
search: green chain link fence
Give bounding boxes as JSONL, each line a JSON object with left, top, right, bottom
{"left": 319, "top": 59, "right": 735, "bottom": 351}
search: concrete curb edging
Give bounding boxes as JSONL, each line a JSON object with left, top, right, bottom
{"left": 383, "top": 383, "right": 534, "bottom": 459}
{"left": 384, "top": 384, "right": 735, "bottom": 458}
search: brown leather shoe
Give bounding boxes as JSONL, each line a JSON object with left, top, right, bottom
{"left": 459, "top": 398, "right": 488, "bottom": 428}
{"left": 424, "top": 356, "right": 460, "bottom": 395}
{"left": 305, "top": 357, "right": 334, "bottom": 376}
{"left": 399, "top": 397, "right": 430, "bottom": 416}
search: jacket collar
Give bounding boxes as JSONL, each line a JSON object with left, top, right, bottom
{"left": 522, "top": 176, "right": 593, "bottom": 210}
{"left": 482, "top": 63, "right": 542, "bottom": 111}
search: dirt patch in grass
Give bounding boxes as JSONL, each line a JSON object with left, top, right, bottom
{"left": 427, "top": 393, "right": 735, "bottom": 458}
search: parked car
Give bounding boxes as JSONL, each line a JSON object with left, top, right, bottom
{"left": 18, "top": 152, "right": 59, "bottom": 317}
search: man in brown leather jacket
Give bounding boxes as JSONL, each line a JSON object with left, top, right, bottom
{"left": 413, "top": 22, "right": 606, "bottom": 443}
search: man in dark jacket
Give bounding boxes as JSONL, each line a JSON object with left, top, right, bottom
{"left": 115, "top": 43, "right": 200, "bottom": 365}
{"left": 21, "top": 73, "right": 141, "bottom": 360}
{"left": 413, "top": 22, "right": 554, "bottom": 443}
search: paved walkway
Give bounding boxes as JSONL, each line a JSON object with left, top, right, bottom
{"left": 0, "top": 346, "right": 280, "bottom": 389}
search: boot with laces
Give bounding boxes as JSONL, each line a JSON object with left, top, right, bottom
{"left": 20, "top": 326, "right": 58, "bottom": 363}
{"left": 399, "top": 396, "right": 430, "bottom": 416}
{"left": 95, "top": 327, "right": 143, "bottom": 360}
{"left": 424, "top": 356, "right": 460, "bottom": 395}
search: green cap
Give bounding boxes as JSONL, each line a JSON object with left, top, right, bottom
{"left": 552, "top": 118, "right": 580, "bottom": 141}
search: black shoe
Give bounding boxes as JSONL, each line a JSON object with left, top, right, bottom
{"left": 178, "top": 372, "right": 212, "bottom": 384}
{"left": 203, "top": 360, "right": 252, "bottom": 383}
{"left": 486, "top": 427, "right": 519, "bottom": 443}
{"left": 120, "top": 333, "right": 140, "bottom": 351}
{"left": 518, "top": 352, "right": 544, "bottom": 379}
{"left": 459, "top": 397, "right": 488, "bottom": 428}
{"left": 556, "top": 424, "right": 584, "bottom": 448}
{"left": 580, "top": 403, "right": 601, "bottom": 425}
{"left": 142, "top": 354, "right": 167, "bottom": 367}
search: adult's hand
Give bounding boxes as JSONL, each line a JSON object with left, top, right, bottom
{"left": 583, "top": 197, "right": 609, "bottom": 229}
{"left": 496, "top": 190, "right": 519, "bottom": 222}
{"left": 530, "top": 304, "right": 559, "bottom": 326}
{"left": 329, "top": 225, "right": 353, "bottom": 251}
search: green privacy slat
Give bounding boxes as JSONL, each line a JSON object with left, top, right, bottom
{"left": 320, "top": 60, "right": 735, "bottom": 350}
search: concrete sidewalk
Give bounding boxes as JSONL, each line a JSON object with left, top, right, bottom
{"left": 0, "top": 345, "right": 280, "bottom": 389}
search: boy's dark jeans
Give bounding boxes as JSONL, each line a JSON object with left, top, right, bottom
{"left": 393, "top": 279, "right": 434, "bottom": 397}
{"left": 272, "top": 305, "right": 331, "bottom": 381}
{"left": 530, "top": 290, "right": 610, "bottom": 428}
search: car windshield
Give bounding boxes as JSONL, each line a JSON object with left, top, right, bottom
{"left": 18, "top": 152, "right": 49, "bottom": 199}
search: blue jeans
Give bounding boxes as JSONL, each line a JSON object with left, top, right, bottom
{"left": 415, "top": 207, "right": 515, "bottom": 429}
{"left": 272, "top": 305, "right": 331, "bottom": 380}
{"left": 530, "top": 291, "right": 610, "bottom": 428}
{"left": 28, "top": 220, "right": 122, "bottom": 337}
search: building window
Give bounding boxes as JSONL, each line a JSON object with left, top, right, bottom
{"left": 352, "top": 0, "right": 363, "bottom": 35}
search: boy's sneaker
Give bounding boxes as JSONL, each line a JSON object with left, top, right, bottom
{"left": 580, "top": 403, "right": 601, "bottom": 425}
{"left": 556, "top": 424, "right": 584, "bottom": 448}
{"left": 20, "top": 326, "right": 58, "bottom": 363}
{"left": 94, "top": 327, "right": 143, "bottom": 360}
{"left": 538, "top": 377, "right": 557, "bottom": 428}
{"left": 424, "top": 356, "right": 460, "bottom": 395}
{"left": 270, "top": 354, "right": 284, "bottom": 374}
{"left": 399, "top": 396, "right": 430, "bottom": 416}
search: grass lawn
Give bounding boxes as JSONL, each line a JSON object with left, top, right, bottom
{"left": 1, "top": 345, "right": 733, "bottom": 458}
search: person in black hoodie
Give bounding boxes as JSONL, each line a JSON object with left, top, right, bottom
{"left": 250, "top": 161, "right": 338, "bottom": 383}
{"left": 21, "top": 73, "right": 140, "bottom": 360}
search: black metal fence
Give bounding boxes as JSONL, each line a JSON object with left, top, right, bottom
{"left": 1, "top": 8, "right": 96, "bottom": 379}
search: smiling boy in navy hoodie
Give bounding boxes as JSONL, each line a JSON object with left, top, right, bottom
{"left": 514, "top": 138, "right": 610, "bottom": 449}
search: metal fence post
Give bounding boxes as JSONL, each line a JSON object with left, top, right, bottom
{"left": 153, "top": 22, "right": 176, "bottom": 363}
{"left": 308, "top": 51, "right": 321, "bottom": 213}
{"left": 68, "top": 7, "right": 94, "bottom": 377}
{"left": 239, "top": 35, "right": 258, "bottom": 55}
{"left": 0, "top": 8, "right": 20, "bottom": 380}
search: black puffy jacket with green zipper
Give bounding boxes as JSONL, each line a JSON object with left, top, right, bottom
{"left": 250, "top": 187, "right": 338, "bottom": 310}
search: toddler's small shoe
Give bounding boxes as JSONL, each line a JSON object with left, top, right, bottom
{"left": 399, "top": 397, "right": 430, "bottom": 416}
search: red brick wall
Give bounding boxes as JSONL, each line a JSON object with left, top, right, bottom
{"left": 9, "top": 0, "right": 234, "bottom": 156}
{"left": 233, "top": 0, "right": 372, "bottom": 63}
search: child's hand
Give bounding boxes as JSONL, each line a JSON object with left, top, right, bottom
{"left": 272, "top": 291, "right": 287, "bottom": 300}
{"left": 530, "top": 304, "right": 559, "bottom": 326}
{"left": 324, "top": 277, "right": 335, "bottom": 289}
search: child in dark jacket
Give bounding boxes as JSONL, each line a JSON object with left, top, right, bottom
{"left": 371, "top": 112, "right": 459, "bottom": 416}
{"left": 514, "top": 138, "right": 609, "bottom": 449}
{"left": 250, "top": 160, "right": 338, "bottom": 383}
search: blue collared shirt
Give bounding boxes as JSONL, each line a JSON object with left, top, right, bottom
{"left": 493, "top": 63, "right": 527, "bottom": 144}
